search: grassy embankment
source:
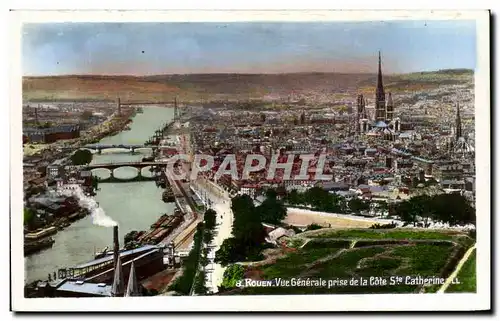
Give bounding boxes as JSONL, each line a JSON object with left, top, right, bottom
{"left": 233, "top": 228, "right": 474, "bottom": 295}
{"left": 445, "top": 249, "right": 476, "bottom": 293}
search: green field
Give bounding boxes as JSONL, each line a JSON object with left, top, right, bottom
{"left": 259, "top": 247, "right": 347, "bottom": 280}
{"left": 308, "top": 229, "right": 459, "bottom": 241}
{"left": 232, "top": 229, "right": 473, "bottom": 295}
{"left": 446, "top": 249, "right": 477, "bottom": 293}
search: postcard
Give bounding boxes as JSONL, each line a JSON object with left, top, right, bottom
{"left": 10, "top": 10, "right": 491, "bottom": 312}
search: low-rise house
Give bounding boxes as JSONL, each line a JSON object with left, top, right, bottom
{"left": 266, "top": 227, "right": 296, "bottom": 245}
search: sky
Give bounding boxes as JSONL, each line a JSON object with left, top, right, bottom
{"left": 22, "top": 21, "right": 476, "bottom": 76}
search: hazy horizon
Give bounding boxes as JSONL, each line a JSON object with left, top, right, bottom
{"left": 22, "top": 68, "right": 475, "bottom": 78}
{"left": 22, "top": 21, "right": 476, "bottom": 76}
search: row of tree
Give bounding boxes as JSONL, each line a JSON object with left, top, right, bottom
{"left": 393, "top": 193, "right": 475, "bottom": 227}
{"left": 168, "top": 222, "right": 205, "bottom": 295}
{"left": 283, "top": 186, "right": 395, "bottom": 216}
{"left": 284, "top": 187, "right": 347, "bottom": 213}
{"left": 191, "top": 209, "right": 218, "bottom": 295}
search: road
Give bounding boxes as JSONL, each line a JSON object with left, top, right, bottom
{"left": 437, "top": 244, "right": 476, "bottom": 293}
{"left": 191, "top": 178, "right": 233, "bottom": 293}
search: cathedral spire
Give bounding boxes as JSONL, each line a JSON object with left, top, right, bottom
{"left": 375, "top": 51, "right": 386, "bottom": 122}
{"left": 455, "top": 102, "right": 462, "bottom": 141}
{"left": 111, "top": 255, "right": 125, "bottom": 297}
{"left": 125, "top": 261, "right": 141, "bottom": 297}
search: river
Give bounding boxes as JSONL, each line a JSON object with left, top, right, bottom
{"left": 24, "top": 107, "right": 175, "bottom": 284}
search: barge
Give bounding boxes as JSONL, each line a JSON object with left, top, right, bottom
{"left": 24, "top": 237, "right": 55, "bottom": 256}
{"left": 162, "top": 186, "right": 175, "bottom": 203}
{"left": 136, "top": 211, "right": 183, "bottom": 245}
{"left": 25, "top": 226, "right": 58, "bottom": 241}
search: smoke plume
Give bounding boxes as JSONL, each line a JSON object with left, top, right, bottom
{"left": 56, "top": 185, "right": 118, "bottom": 227}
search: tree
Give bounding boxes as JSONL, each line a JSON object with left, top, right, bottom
{"left": 265, "top": 188, "right": 278, "bottom": 200}
{"left": 193, "top": 271, "right": 208, "bottom": 295}
{"left": 204, "top": 209, "right": 217, "bottom": 230}
{"left": 430, "top": 193, "right": 475, "bottom": 226}
{"left": 80, "top": 110, "right": 94, "bottom": 121}
{"left": 169, "top": 222, "right": 204, "bottom": 294}
{"left": 71, "top": 149, "right": 93, "bottom": 165}
{"left": 220, "top": 264, "right": 246, "bottom": 289}
{"left": 286, "top": 189, "right": 301, "bottom": 205}
{"left": 257, "top": 191, "right": 287, "bottom": 225}
{"left": 203, "top": 230, "right": 214, "bottom": 245}
{"left": 215, "top": 237, "right": 244, "bottom": 266}
{"left": 348, "top": 198, "right": 370, "bottom": 214}
{"left": 24, "top": 208, "right": 35, "bottom": 227}
{"left": 306, "top": 223, "right": 322, "bottom": 231}
{"left": 231, "top": 195, "right": 266, "bottom": 244}
{"left": 215, "top": 195, "right": 268, "bottom": 265}
{"left": 303, "top": 186, "right": 346, "bottom": 213}
{"left": 394, "top": 200, "right": 417, "bottom": 226}
{"left": 394, "top": 193, "right": 475, "bottom": 227}
{"left": 91, "top": 175, "right": 99, "bottom": 191}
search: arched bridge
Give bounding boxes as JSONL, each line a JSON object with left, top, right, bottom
{"left": 85, "top": 161, "right": 167, "bottom": 171}
{"left": 85, "top": 161, "right": 169, "bottom": 182}
{"left": 83, "top": 144, "right": 159, "bottom": 152}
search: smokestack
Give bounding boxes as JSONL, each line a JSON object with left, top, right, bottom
{"left": 113, "top": 226, "right": 119, "bottom": 269}
{"left": 35, "top": 106, "right": 39, "bottom": 125}
{"left": 117, "top": 97, "right": 121, "bottom": 116}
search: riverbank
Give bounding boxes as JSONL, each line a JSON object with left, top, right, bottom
{"left": 25, "top": 107, "right": 176, "bottom": 284}
{"left": 24, "top": 207, "right": 89, "bottom": 256}
{"left": 69, "top": 108, "right": 137, "bottom": 146}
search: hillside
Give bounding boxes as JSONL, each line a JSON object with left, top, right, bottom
{"left": 22, "top": 75, "right": 181, "bottom": 102}
{"left": 224, "top": 228, "right": 476, "bottom": 295}
{"left": 22, "top": 69, "right": 473, "bottom": 103}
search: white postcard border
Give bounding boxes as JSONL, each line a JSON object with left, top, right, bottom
{"left": 10, "top": 9, "right": 491, "bottom": 312}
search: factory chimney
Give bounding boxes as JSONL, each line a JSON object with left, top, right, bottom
{"left": 117, "top": 97, "right": 121, "bottom": 116}
{"left": 35, "top": 105, "right": 39, "bottom": 125}
{"left": 113, "top": 225, "right": 119, "bottom": 270}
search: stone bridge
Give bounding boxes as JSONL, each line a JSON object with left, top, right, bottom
{"left": 84, "top": 161, "right": 170, "bottom": 181}
{"left": 82, "top": 144, "right": 159, "bottom": 153}
{"left": 85, "top": 161, "right": 167, "bottom": 171}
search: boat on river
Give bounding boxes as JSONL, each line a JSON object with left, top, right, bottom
{"left": 25, "top": 226, "right": 58, "bottom": 241}
{"left": 24, "top": 237, "right": 55, "bottom": 256}
{"left": 94, "top": 246, "right": 110, "bottom": 259}
{"left": 162, "top": 186, "right": 175, "bottom": 203}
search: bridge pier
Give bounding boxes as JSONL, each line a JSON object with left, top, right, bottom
{"left": 97, "top": 148, "right": 102, "bottom": 154}
{"left": 109, "top": 169, "right": 114, "bottom": 179}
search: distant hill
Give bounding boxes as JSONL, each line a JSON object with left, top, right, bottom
{"left": 22, "top": 75, "right": 180, "bottom": 102}
{"left": 22, "top": 69, "right": 473, "bottom": 103}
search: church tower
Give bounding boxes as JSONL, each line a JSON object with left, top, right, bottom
{"left": 357, "top": 94, "right": 365, "bottom": 116}
{"left": 386, "top": 92, "right": 394, "bottom": 121}
{"left": 174, "top": 97, "right": 179, "bottom": 122}
{"left": 375, "top": 51, "right": 386, "bottom": 122}
{"left": 455, "top": 102, "right": 462, "bottom": 141}
{"left": 356, "top": 94, "right": 365, "bottom": 133}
